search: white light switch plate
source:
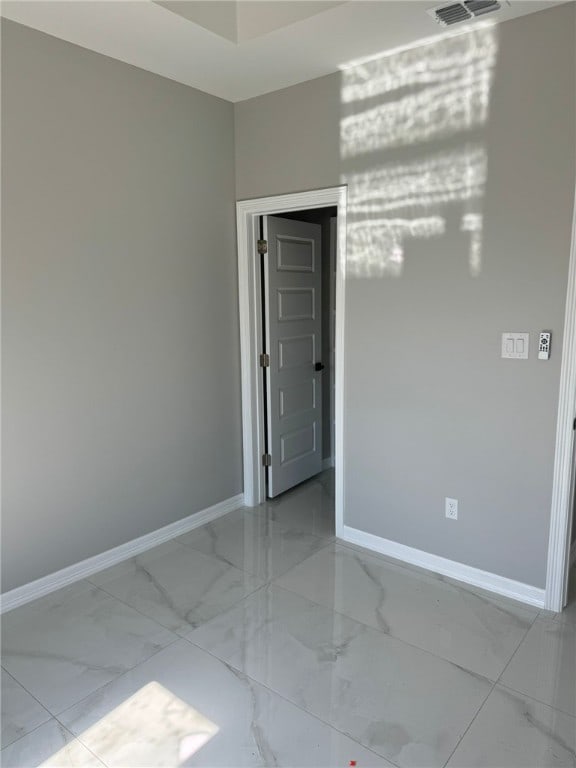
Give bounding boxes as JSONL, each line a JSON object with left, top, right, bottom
{"left": 501, "top": 332, "right": 529, "bottom": 359}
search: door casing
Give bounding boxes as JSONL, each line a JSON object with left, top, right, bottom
{"left": 236, "top": 186, "right": 347, "bottom": 538}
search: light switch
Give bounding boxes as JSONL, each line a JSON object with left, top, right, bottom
{"left": 502, "top": 332, "right": 529, "bottom": 359}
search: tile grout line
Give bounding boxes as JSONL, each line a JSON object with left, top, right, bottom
{"left": 8, "top": 475, "right": 564, "bottom": 766}
{"left": 268, "top": 577, "right": 514, "bottom": 684}
{"left": 493, "top": 612, "right": 576, "bottom": 718}
{"left": 440, "top": 680, "right": 498, "bottom": 768}
{"left": 0, "top": 666, "right": 52, "bottom": 723}
{"left": 49, "top": 636, "right": 184, "bottom": 737}
{"left": 179, "top": 579, "right": 506, "bottom": 767}
{"left": 495, "top": 681, "right": 576, "bottom": 721}
{"left": 0, "top": 665, "right": 54, "bottom": 752}
{"left": 440, "top": 604, "right": 541, "bottom": 767}
{"left": 85, "top": 529, "right": 283, "bottom": 630}
{"left": 220, "top": 578, "right": 503, "bottom": 687}
{"left": 50, "top": 632, "right": 183, "bottom": 718}
{"left": 2, "top": 512, "right": 337, "bottom": 736}
{"left": 2, "top": 480, "right": 341, "bottom": 759}
{"left": 0, "top": 710, "right": 106, "bottom": 766}
{"left": 181, "top": 631, "right": 400, "bottom": 768}
{"left": 52, "top": 583, "right": 389, "bottom": 766}
{"left": 5, "top": 572, "right": 558, "bottom": 768}
{"left": 88, "top": 558, "right": 303, "bottom": 636}
{"left": 173, "top": 523, "right": 337, "bottom": 583}
{"left": 335, "top": 537, "right": 542, "bottom": 614}
{"left": 0, "top": 667, "right": 53, "bottom": 752}
{"left": 2, "top": 583, "right": 183, "bottom": 723}
{"left": 0, "top": 719, "right": 61, "bottom": 757}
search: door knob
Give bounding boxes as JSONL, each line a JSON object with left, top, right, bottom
{"left": 315, "top": 362, "right": 325, "bottom": 371}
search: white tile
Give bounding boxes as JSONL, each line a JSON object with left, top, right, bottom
{"left": 1, "top": 582, "right": 175, "bottom": 714}
{"left": 500, "top": 618, "right": 576, "bottom": 717}
{"left": 1, "top": 670, "right": 51, "bottom": 748}
{"left": 447, "top": 685, "right": 576, "bottom": 767}
{"left": 0, "top": 719, "right": 104, "bottom": 767}
{"left": 188, "top": 585, "right": 492, "bottom": 767}
{"left": 554, "top": 599, "right": 576, "bottom": 626}
{"left": 177, "top": 507, "right": 330, "bottom": 581}
{"left": 87, "top": 540, "right": 183, "bottom": 585}
{"left": 60, "top": 639, "right": 392, "bottom": 767}
{"left": 89, "top": 540, "right": 264, "bottom": 635}
{"left": 261, "top": 476, "right": 335, "bottom": 539}
{"left": 276, "top": 542, "right": 535, "bottom": 679}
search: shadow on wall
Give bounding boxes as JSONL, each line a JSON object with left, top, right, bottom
{"left": 340, "top": 25, "right": 499, "bottom": 278}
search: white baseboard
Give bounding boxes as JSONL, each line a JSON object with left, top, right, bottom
{"left": 340, "top": 525, "right": 546, "bottom": 609}
{"left": 0, "top": 493, "right": 244, "bottom": 614}
{"left": 322, "top": 457, "right": 335, "bottom": 471}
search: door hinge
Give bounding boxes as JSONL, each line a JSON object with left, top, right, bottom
{"left": 259, "top": 353, "right": 270, "bottom": 368}
{"left": 262, "top": 453, "right": 272, "bottom": 467}
{"left": 257, "top": 239, "right": 268, "bottom": 255}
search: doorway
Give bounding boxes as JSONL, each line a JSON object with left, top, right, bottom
{"left": 236, "top": 186, "right": 347, "bottom": 534}
{"left": 261, "top": 208, "right": 336, "bottom": 498}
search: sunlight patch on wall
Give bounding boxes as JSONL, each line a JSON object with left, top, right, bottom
{"left": 341, "top": 27, "right": 498, "bottom": 277}
{"left": 347, "top": 146, "right": 486, "bottom": 215}
{"left": 461, "top": 212, "right": 484, "bottom": 276}
{"left": 44, "top": 682, "right": 218, "bottom": 767}
{"left": 348, "top": 216, "right": 446, "bottom": 278}
{"left": 346, "top": 146, "right": 486, "bottom": 277}
{"left": 341, "top": 28, "right": 497, "bottom": 157}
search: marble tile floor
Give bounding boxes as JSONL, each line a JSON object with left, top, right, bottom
{"left": 1, "top": 471, "right": 575, "bottom": 767}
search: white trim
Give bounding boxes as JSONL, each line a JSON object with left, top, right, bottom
{"left": 329, "top": 216, "right": 337, "bottom": 467}
{"left": 546, "top": 185, "right": 576, "bottom": 612}
{"left": 236, "top": 186, "right": 347, "bottom": 543}
{"left": 0, "top": 493, "right": 244, "bottom": 614}
{"left": 341, "top": 525, "right": 546, "bottom": 609}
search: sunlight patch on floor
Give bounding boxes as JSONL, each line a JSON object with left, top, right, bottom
{"left": 43, "top": 682, "right": 218, "bottom": 767}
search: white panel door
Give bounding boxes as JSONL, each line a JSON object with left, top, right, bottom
{"left": 263, "top": 216, "right": 323, "bottom": 498}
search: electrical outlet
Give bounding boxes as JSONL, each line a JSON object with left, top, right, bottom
{"left": 445, "top": 497, "right": 458, "bottom": 520}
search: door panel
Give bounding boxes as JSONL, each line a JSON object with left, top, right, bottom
{"left": 278, "top": 335, "right": 315, "bottom": 369}
{"left": 263, "top": 216, "right": 322, "bottom": 498}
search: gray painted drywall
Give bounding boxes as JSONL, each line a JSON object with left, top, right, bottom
{"left": 277, "top": 207, "right": 337, "bottom": 460}
{"left": 235, "top": 4, "right": 576, "bottom": 588}
{"left": 1, "top": 20, "right": 241, "bottom": 592}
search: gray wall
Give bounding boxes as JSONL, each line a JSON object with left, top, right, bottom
{"left": 1, "top": 20, "right": 241, "bottom": 592}
{"left": 235, "top": 4, "right": 576, "bottom": 588}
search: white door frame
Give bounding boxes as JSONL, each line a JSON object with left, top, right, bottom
{"left": 546, "top": 186, "right": 576, "bottom": 611}
{"left": 236, "top": 186, "right": 347, "bottom": 537}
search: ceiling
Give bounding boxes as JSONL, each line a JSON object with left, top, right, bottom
{"left": 155, "top": 1, "right": 347, "bottom": 43}
{"left": 1, "top": 0, "right": 569, "bottom": 102}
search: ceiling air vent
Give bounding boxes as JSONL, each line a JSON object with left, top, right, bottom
{"left": 427, "top": 0, "right": 502, "bottom": 26}
{"left": 465, "top": 0, "right": 502, "bottom": 16}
